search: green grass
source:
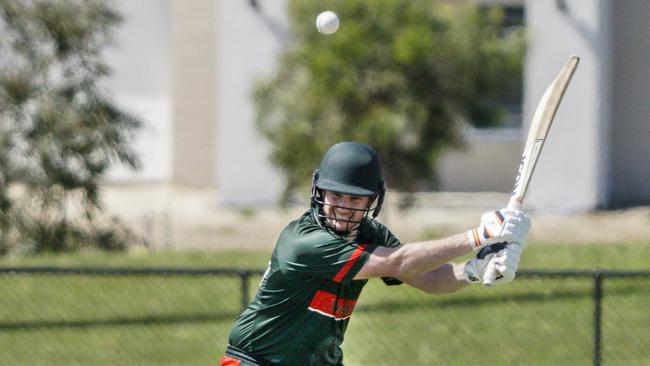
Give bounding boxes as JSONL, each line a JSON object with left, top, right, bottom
{"left": 1, "top": 242, "right": 649, "bottom": 365}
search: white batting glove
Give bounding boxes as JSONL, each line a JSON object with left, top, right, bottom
{"left": 467, "top": 209, "right": 530, "bottom": 251}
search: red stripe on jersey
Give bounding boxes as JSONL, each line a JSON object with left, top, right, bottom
{"left": 308, "top": 290, "right": 358, "bottom": 320}
{"left": 219, "top": 356, "right": 241, "bottom": 366}
{"left": 333, "top": 244, "right": 367, "bottom": 283}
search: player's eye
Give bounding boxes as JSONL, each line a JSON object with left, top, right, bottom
{"left": 350, "top": 197, "right": 361, "bottom": 203}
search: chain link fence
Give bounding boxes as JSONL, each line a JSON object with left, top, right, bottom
{"left": 0, "top": 267, "right": 648, "bottom": 365}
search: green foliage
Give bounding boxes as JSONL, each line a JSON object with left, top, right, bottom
{"left": 0, "top": 0, "right": 141, "bottom": 255}
{"left": 255, "top": 0, "right": 525, "bottom": 200}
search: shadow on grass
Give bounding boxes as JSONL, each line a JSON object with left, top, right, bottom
{"left": 357, "top": 282, "right": 646, "bottom": 313}
{"left": 0, "top": 311, "right": 238, "bottom": 332}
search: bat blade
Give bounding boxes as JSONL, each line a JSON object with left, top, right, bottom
{"left": 508, "top": 55, "right": 580, "bottom": 210}
{"left": 483, "top": 55, "right": 580, "bottom": 286}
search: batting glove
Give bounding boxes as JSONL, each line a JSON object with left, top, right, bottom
{"left": 467, "top": 209, "right": 530, "bottom": 251}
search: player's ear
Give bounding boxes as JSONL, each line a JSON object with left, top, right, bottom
{"left": 311, "top": 170, "right": 319, "bottom": 195}
{"left": 364, "top": 196, "right": 373, "bottom": 209}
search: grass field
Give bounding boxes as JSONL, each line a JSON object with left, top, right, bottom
{"left": 1, "top": 242, "right": 649, "bottom": 365}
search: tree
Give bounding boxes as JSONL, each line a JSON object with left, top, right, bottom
{"left": 0, "top": 0, "right": 140, "bottom": 254}
{"left": 255, "top": 0, "right": 525, "bottom": 201}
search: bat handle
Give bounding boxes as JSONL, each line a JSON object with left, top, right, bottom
{"left": 483, "top": 198, "right": 523, "bottom": 286}
{"left": 482, "top": 256, "right": 498, "bottom": 287}
{"left": 507, "top": 197, "right": 522, "bottom": 211}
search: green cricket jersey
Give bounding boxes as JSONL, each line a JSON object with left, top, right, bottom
{"left": 227, "top": 211, "right": 402, "bottom": 365}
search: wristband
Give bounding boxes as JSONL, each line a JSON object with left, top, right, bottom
{"left": 467, "top": 229, "right": 482, "bottom": 251}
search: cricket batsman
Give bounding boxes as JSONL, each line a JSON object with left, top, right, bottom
{"left": 220, "top": 141, "right": 530, "bottom": 365}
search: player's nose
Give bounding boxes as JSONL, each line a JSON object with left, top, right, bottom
{"left": 333, "top": 199, "right": 353, "bottom": 212}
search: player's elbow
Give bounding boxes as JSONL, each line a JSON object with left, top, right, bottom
{"left": 386, "top": 258, "right": 408, "bottom": 278}
{"left": 379, "top": 249, "right": 417, "bottom": 278}
{"left": 371, "top": 255, "right": 405, "bottom": 278}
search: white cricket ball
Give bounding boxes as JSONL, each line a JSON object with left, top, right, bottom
{"left": 316, "top": 11, "right": 339, "bottom": 35}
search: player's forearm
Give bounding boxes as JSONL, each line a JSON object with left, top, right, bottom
{"left": 389, "top": 233, "right": 471, "bottom": 277}
{"left": 400, "top": 262, "right": 468, "bottom": 294}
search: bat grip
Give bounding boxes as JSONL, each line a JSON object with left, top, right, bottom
{"left": 484, "top": 198, "right": 523, "bottom": 286}
{"left": 507, "top": 197, "right": 522, "bottom": 211}
{"left": 482, "top": 257, "right": 498, "bottom": 287}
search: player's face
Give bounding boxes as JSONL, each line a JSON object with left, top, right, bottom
{"left": 322, "top": 190, "right": 372, "bottom": 233}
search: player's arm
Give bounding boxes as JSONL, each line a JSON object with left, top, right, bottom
{"left": 353, "top": 209, "right": 530, "bottom": 280}
{"left": 397, "top": 240, "right": 526, "bottom": 294}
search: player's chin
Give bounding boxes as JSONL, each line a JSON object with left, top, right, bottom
{"left": 326, "top": 218, "right": 353, "bottom": 232}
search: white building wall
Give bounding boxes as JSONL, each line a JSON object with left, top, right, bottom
{"left": 104, "top": 0, "right": 172, "bottom": 183}
{"left": 214, "top": 0, "right": 287, "bottom": 205}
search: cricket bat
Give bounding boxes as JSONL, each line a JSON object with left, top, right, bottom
{"left": 483, "top": 55, "right": 580, "bottom": 286}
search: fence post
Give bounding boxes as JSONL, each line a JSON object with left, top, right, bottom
{"left": 239, "top": 271, "right": 250, "bottom": 312}
{"left": 593, "top": 270, "right": 603, "bottom": 366}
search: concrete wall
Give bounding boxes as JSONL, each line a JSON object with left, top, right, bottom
{"left": 170, "top": 0, "right": 218, "bottom": 187}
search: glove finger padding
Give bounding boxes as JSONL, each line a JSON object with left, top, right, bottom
{"left": 496, "top": 245, "right": 521, "bottom": 270}
{"left": 500, "top": 210, "right": 531, "bottom": 247}
{"left": 492, "top": 255, "right": 516, "bottom": 283}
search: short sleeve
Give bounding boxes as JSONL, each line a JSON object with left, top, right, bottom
{"left": 381, "top": 276, "right": 403, "bottom": 286}
{"left": 361, "top": 220, "right": 403, "bottom": 286}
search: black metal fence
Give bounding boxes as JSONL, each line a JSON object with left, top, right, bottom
{"left": 0, "top": 266, "right": 648, "bottom": 366}
{"left": 518, "top": 270, "right": 650, "bottom": 366}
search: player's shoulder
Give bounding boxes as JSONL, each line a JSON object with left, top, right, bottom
{"left": 360, "top": 219, "right": 401, "bottom": 248}
{"left": 363, "top": 217, "right": 389, "bottom": 232}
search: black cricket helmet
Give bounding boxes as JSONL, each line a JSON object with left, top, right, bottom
{"left": 311, "top": 142, "right": 385, "bottom": 234}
